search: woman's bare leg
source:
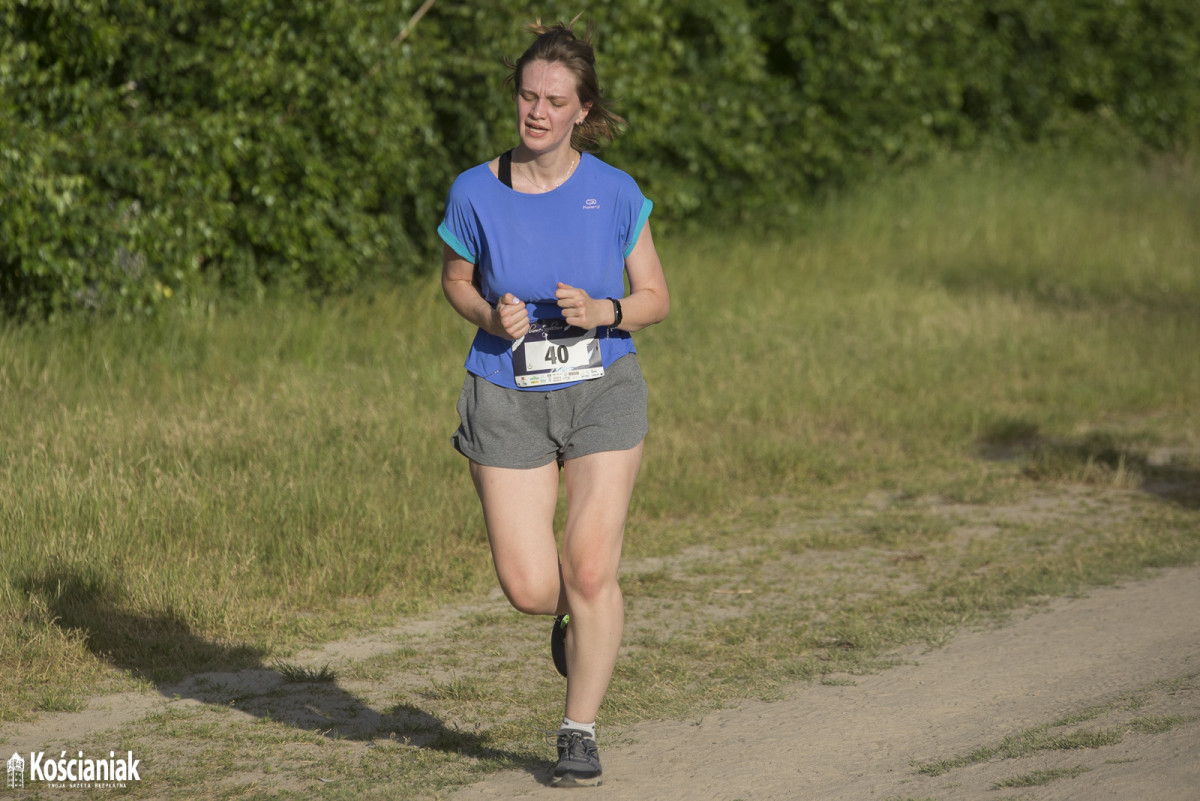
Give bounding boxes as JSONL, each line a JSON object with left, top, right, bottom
{"left": 469, "top": 460, "right": 565, "bottom": 615}
{"left": 559, "top": 442, "right": 643, "bottom": 723}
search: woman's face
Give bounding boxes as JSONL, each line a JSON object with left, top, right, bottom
{"left": 516, "top": 59, "right": 591, "bottom": 156}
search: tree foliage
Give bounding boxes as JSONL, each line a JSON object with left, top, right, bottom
{"left": 3, "top": 0, "right": 1198, "bottom": 318}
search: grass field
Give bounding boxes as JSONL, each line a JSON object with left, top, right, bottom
{"left": 1, "top": 145, "right": 1198, "bottom": 797}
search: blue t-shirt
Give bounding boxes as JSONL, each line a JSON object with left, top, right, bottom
{"left": 438, "top": 152, "right": 653, "bottom": 390}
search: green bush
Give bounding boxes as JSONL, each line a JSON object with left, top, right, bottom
{"left": 2, "top": 0, "right": 445, "bottom": 317}
{"left": 3, "top": 0, "right": 1198, "bottom": 318}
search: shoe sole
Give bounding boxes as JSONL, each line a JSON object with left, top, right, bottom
{"left": 552, "top": 772, "right": 602, "bottom": 788}
{"left": 551, "top": 614, "right": 569, "bottom": 678}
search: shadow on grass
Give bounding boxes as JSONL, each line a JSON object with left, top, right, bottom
{"left": 17, "top": 563, "right": 539, "bottom": 773}
{"left": 979, "top": 420, "right": 1200, "bottom": 510}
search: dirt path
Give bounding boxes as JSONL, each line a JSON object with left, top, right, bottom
{"left": 4, "top": 567, "right": 1197, "bottom": 800}
{"left": 448, "top": 566, "right": 1200, "bottom": 801}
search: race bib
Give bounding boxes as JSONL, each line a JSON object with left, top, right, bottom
{"left": 512, "top": 319, "right": 604, "bottom": 388}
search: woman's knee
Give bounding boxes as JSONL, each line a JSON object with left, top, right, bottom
{"left": 500, "top": 575, "right": 561, "bottom": 615}
{"left": 561, "top": 561, "right": 619, "bottom": 605}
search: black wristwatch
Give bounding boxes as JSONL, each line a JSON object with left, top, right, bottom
{"left": 608, "top": 297, "right": 623, "bottom": 328}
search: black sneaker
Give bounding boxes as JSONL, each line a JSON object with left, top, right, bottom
{"left": 551, "top": 614, "right": 569, "bottom": 677}
{"left": 551, "top": 729, "right": 602, "bottom": 787}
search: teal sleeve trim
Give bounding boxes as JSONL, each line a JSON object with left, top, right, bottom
{"left": 438, "top": 222, "right": 476, "bottom": 264}
{"left": 622, "top": 198, "right": 654, "bottom": 258}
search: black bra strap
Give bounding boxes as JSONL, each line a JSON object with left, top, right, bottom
{"left": 498, "top": 149, "right": 513, "bottom": 188}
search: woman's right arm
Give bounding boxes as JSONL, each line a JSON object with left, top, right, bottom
{"left": 441, "top": 244, "right": 530, "bottom": 340}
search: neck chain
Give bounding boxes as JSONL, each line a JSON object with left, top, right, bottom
{"left": 520, "top": 154, "right": 578, "bottom": 193}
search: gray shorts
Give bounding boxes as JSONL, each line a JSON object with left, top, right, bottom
{"left": 452, "top": 354, "right": 649, "bottom": 469}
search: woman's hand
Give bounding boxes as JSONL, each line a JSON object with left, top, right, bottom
{"left": 556, "top": 282, "right": 613, "bottom": 329}
{"left": 493, "top": 293, "right": 531, "bottom": 340}
{"left": 442, "top": 246, "right": 530, "bottom": 340}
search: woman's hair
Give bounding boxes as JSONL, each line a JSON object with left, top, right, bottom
{"left": 504, "top": 16, "right": 626, "bottom": 151}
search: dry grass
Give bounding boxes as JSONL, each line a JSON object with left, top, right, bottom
{"left": 1, "top": 146, "right": 1198, "bottom": 797}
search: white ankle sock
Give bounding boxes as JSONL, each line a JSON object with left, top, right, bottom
{"left": 562, "top": 717, "right": 596, "bottom": 739}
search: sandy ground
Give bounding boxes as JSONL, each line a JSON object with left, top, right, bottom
{"left": 448, "top": 566, "right": 1200, "bottom": 801}
{"left": 4, "top": 567, "right": 1197, "bottom": 800}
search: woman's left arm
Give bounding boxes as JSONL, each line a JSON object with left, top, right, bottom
{"left": 556, "top": 221, "right": 670, "bottom": 331}
{"left": 616, "top": 221, "right": 670, "bottom": 332}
